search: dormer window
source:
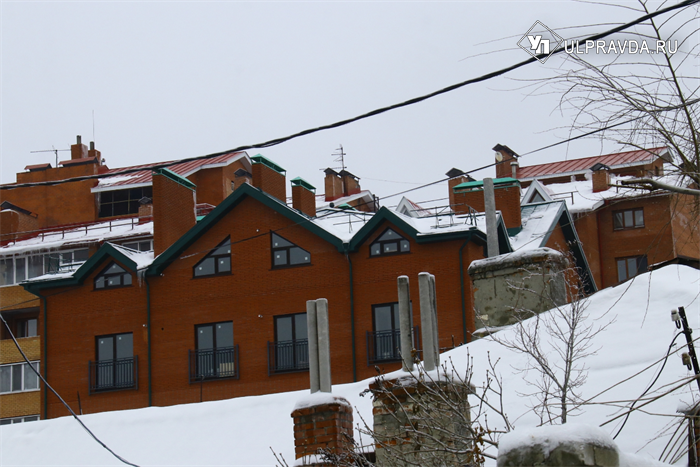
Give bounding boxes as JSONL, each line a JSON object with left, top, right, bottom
{"left": 370, "top": 228, "right": 410, "bottom": 257}
{"left": 194, "top": 237, "right": 231, "bottom": 277}
{"left": 271, "top": 233, "right": 310, "bottom": 268}
{"left": 95, "top": 262, "right": 132, "bottom": 289}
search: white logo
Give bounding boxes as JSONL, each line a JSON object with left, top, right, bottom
{"left": 518, "top": 21, "right": 564, "bottom": 64}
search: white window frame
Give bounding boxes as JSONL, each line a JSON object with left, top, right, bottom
{"left": 0, "top": 248, "right": 89, "bottom": 287}
{"left": 0, "top": 361, "right": 40, "bottom": 394}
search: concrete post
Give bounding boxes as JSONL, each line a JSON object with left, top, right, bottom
{"left": 316, "top": 299, "right": 332, "bottom": 393}
{"left": 419, "top": 272, "right": 437, "bottom": 372}
{"left": 397, "top": 275, "right": 414, "bottom": 372}
{"left": 429, "top": 274, "right": 439, "bottom": 368}
{"left": 307, "top": 300, "right": 320, "bottom": 394}
{"left": 484, "top": 177, "right": 499, "bottom": 258}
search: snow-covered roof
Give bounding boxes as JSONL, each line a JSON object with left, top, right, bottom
{"left": 2, "top": 264, "right": 697, "bottom": 466}
{"left": 0, "top": 220, "right": 153, "bottom": 257}
{"left": 510, "top": 201, "right": 565, "bottom": 251}
{"left": 315, "top": 190, "right": 375, "bottom": 212}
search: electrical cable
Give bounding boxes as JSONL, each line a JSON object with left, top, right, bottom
{"left": 0, "top": 312, "right": 141, "bottom": 467}
{"left": 1, "top": 0, "right": 696, "bottom": 191}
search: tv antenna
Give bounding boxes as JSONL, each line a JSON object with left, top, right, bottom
{"left": 30, "top": 145, "right": 69, "bottom": 168}
{"left": 332, "top": 144, "right": 346, "bottom": 171}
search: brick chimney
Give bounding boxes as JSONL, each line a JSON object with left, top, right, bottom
{"left": 291, "top": 177, "right": 316, "bottom": 217}
{"left": 324, "top": 169, "right": 343, "bottom": 202}
{"left": 446, "top": 168, "right": 474, "bottom": 209}
{"left": 0, "top": 201, "right": 39, "bottom": 245}
{"left": 71, "top": 135, "right": 88, "bottom": 160}
{"left": 152, "top": 169, "right": 197, "bottom": 256}
{"left": 591, "top": 163, "right": 611, "bottom": 193}
{"left": 291, "top": 396, "right": 353, "bottom": 465}
{"left": 138, "top": 197, "right": 153, "bottom": 225}
{"left": 493, "top": 144, "right": 519, "bottom": 179}
{"left": 88, "top": 141, "right": 102, "bottom": 165}
{"left": 453, "top": 178, "right": 522, "bottom": 229}
{"left": 251, "top": 155, "right": 286, "bottom": 201}
{"left": 339, "top": 170, "right": 360, "bottom": 197}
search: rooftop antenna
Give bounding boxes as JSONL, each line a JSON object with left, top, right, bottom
{"left": 332, "top": 144, "right": 346, "bottom": 172}
{"left": 30, "top": 145, "right": 69, "bottom": 168}
{"left": 92, "top": 110, "right": 95, "bottom": 144}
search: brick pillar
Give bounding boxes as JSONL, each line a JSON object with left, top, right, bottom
{"left": 324, "top": 169, "right": 343, "bottom": 202}
{"left": 291, "top": 396, "right": 353, "bottom": 466}
{"left": 592, "top": 169, "right": 611, "bottom": 193}
{"left": 251, "top": 155, "right": 286, "bottom": 201}
{"left": 152, "top": 169, "right": 196, "bottom": 256}
{"left": 291, "top": 177, "right": 317, "bottom": 217}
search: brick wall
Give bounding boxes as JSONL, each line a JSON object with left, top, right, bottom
{"left": 0, "top": 391, "right": 41, "bottom": 419}
{"left": 152, "top": 172, "right": 196, "bottom": 256}
{"left": 291, "top": 399, "right": 353, "bottom": 461}
{"left": 292, "top": 184, "right": 316, "bottom": 217}
{"left": 453, "top": 184, "right": 522, "bottom": 229}
{"left": 252, "top": 163, "right": 286, "bottom": 202}
{"left": 0, "top": 286, "right": 40, "bottom": 311}
{"left": 0, "top": 336, "right": 40, "bottom": 364}
{"left": 573, "top": 212, "right": 602, "bottom": 289}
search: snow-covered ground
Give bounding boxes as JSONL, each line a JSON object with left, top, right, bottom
{"left": 2, "top": 265, "right": 699, "bottom": 466}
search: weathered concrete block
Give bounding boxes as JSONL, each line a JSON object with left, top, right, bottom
{"left": 497, "top": 424, "right": 619, "bottom": 467}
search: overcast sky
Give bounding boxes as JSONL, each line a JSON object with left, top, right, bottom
{"left": 0, "top": 1, "right": 684, "bottom": 206}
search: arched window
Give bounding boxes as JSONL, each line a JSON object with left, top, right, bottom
{"left": 370, "top": 228, "right": 410, "bottom": 257}
{"left": 193, "top": 237, "right": 231, "bottom": 277}
{"left": 95, "top": 262, "right": 132, "bottom": 289}
{"left": 271, "top": 233, "right": 310, "bottom": 268}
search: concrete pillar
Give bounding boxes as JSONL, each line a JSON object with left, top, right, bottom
{"left": 397, "top": 275, "right": 414, "bottom": 372}
{"left": 429, "top": 274, "right": 439, "bottom": 368}
{"left": 316, "top": 299, "right": 331, "bottom": 393}
{"left": 306, "top": 300, "right": 320, "bottom": 394}
{"left": 484, "top": 178, "right": 499, "bottom": 257}
{"left": 419, "top": 272, "right": 438, "bottom": 372}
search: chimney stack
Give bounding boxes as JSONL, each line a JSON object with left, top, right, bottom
{"left": 324, "top": 169, "right": 343, "bottom": 202}
{"left": 339, "top": 170, "right": 360, "bottom": 197}
{"left": 446, "top": 168, "right": 474, "bottom": 209}
{"left": 511, "top": 160, "right": 519, "bottom": 179}
{"left": 452, "top": 177, "right": 522, "bottom": 230}
{"left": 591, "top": 163, "right": 611, "bottom": 193}
{"left": 493, "top": 144, "right": 518, "bottom": 179}
{"left": 71, "top": 135, "right": 88, "bottom": 160}
{"left": 291, "top": 177, "right": 317, "bottom": 217}
{"left": 152, "top": 169, "right": 197, "bottom": 256}
{"left": 88, "top": 141, "right": 102, "bottom": 164}
{"left": 251, "top": 155, "right": 286, "bottom": 201}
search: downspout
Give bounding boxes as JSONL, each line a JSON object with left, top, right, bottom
{"left": 458, "top": 238, "right": 470, "bottom": 344}
{"left": 145, "top": 276, "right": 152, "bottom": 407}
{"left": 345, "top": 249, "right": 357, "bottom": 382}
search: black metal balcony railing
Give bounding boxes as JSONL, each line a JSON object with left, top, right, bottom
{"left": 267, "top": 339, "right": 309, "bottom": 375}
{"left": 367, "top": 326, "right": 420, "bottom": 365}
{"left": 89, "top": 356, "right": 138, "bottom": 394}
{"left": 189, "top": 346, "right": 239, "bottom": 383}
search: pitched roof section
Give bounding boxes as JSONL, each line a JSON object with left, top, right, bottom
{"left": 518, "top": 147, "right": 667, "bottom": 180}
{"left": 92, "top": 151, "right": 249, "bottom": 192}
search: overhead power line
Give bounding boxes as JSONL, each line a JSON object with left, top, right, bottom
{"left": 1, "top": 0, "right": 697, "bottom": 191}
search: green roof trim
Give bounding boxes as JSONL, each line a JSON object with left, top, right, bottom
{"left": 196, "top": 215, "right": 206, "bottom": 222}
{"left": 337, "top": 203, "right": 354, "bottom": 210}
{"left": 22, "top": 243, "right": 138, "bottom": 294}
{"left": 251, "top": 154, "right": 286, "bottom": 175}
{"left": 147, "top": 183, "right": 343, "bottom": 276}
{"left": 290, "top": 177, "right": 316, "bottom": 193}
{"left": 453, "top": 177, "right": 520, "bottom": 191}
{"left": 153, "top": 168, "right": 196, "bottom": 191}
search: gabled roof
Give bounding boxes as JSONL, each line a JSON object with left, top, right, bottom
{"left": 22, "top": 243, "right": 148, "bottom": 294}
{"left": 92, "top": 151, "right": 250, "bottom": 192}
{"left": 518, "top": 147, "right": 667, "bottom": 180}
{"left": 147, "top": 183, "right": 345, "bottom": 276}
{"left": 521, "top": 179, "right": 553, "bottom": 205}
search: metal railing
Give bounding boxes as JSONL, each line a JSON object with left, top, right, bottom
{"left": 267, "top": 339, "right": 309, "bottom": 374}
{"left": 366, "top": 326, "right": 420, "bottom": 365}
{"left": 88, "top": 356, "right": 138, "bottom": 394}
{"left": 188, "top": 346, "right": 239, "bottom": 383}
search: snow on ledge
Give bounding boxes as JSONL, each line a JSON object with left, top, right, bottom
{"left": 498, "top": 423, "right": 617, "bottom": 459}
{"left": 293, "top": 392, "right": 351, "bottom": 411}
{"left": 468, "top": 247, "right": 565, "bottom": 274}
{"left": 292, "top": 454, "right": 325, "bottom": 466}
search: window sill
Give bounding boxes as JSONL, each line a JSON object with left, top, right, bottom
{"left": 93, "top": 285, "right": 133, "bottom": 291}
{"left": 0, "top": 388, "right": 40, "bottom": 396}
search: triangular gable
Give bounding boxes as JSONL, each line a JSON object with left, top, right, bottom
{"left": 347, "top": 207, "right": 513, "bottom": 254}
{"left": 22, "top": 243, "right": 139, "bottom": 294}
{"left": 147, "top": 183, "right": 344, "bottom": 276}
{"left": 522, "top": 179, "right": 553, "bottom": 205}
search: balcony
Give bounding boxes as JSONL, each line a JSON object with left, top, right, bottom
{"left": 366, "top": 326, "right": 420, "bottom": 365}
{"left": 188, "top": 346, "right": 239, "bottom": 383}
{"left": 267, "top": 339, "right": 308, "bottom": 375}
{"left": 88, "top": 356, "right": 138, "bottom": 394}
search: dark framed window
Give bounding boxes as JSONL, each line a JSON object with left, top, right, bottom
{"left": 268, "top": 313, "right": 308, "bottom": 373}
{"left": 122, "top": 240, "right": 152, "bottom": 252}
{"left": 613, "top": 208, "right": 644, "bottom": 230}
{"left": 94, "top": 262, "right": 132, "bottom": 289}
{"left": 616, "top": 255, "right": 648, "bottom": 283}
{"left": 370, "top": 228, "right": 410, "bottom": 257}
{"left": 271, "top": 233, "right": 310, "bottom": 268}
{"left": 0, "top": 415, "right": 39, "bottom": 425}
{"left": 16, "top": 318, "right": 37, "bottom": 338}
{"left": 367, "top": 303, "right": 419, "bottom": 364}
{"left": 190, "top": 322, "right": 238, "bottom": 382}
{"left": 193, "top": 237, "right": 231, "bottom": 277}
{"left": 98, "top": 187, "right": 153, "bottom": 218}
{"left": 0, "top": 361, "right": 40, "bottom": 394}
{"left": 90, "top": 332, "right": 137, "bottom": 393}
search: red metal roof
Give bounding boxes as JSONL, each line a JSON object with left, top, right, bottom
{"left": 94, "top": 152, "right": 247, "bottom": 190}
{"left": 518, "top": 147, "right": 666, "bottom": 179}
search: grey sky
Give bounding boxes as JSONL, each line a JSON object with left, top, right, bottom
{"left": 0, "top": 1, "right": 662, "bottom": 206}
